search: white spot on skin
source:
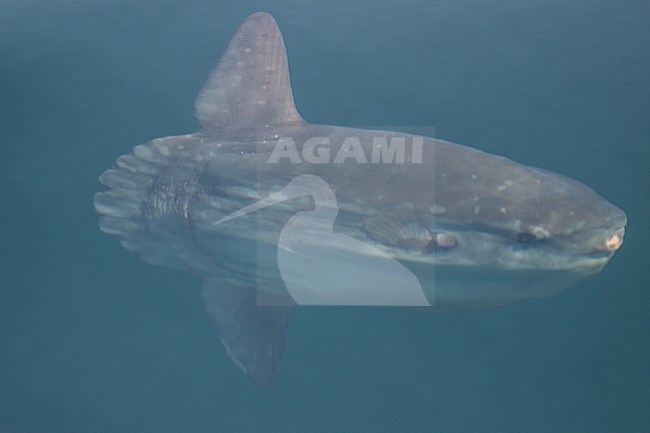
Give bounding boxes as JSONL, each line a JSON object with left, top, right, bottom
{"left": 528, "top": 225, "right": 551, "bottom": 238}
{"left": 504, "top": 180, "right": 514, "bottom": 186}
{"left": 257, "top": 99, "right": 267, "bottom": 105}
{"left": 430, "top": 205, "right": 446, "bottom": 215}
{"left": 244, "top": 48, "right": 252, "bottom": 53}
{"left": 158, "top": 146, "right": 170, "bottom": 157}
{"left": 471, "top": 174, "right": 477, "bottom": 180}
{"left": 497, "top": 185, "right": 507, "bottom": 191}
{"left": 195, "top": 154, "right": 204, "bottom": 162}
{"left": 473, "top": 196, "right": 479, "bottom": 202}
{"left": 435, "top": 233, "right": 457, "bottom": 248}
{"left": 500, "top": 207, "right": 507, "bottom": 214}
{"left": 474, "top": 205, "right": 481, "bottom": 215}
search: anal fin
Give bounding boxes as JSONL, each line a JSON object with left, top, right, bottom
{"left": 201, "top": 277, "right": 294, "bottom": 387}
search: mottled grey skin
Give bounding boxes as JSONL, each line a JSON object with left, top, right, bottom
{"left": 95, "top": 12, "right": 626, "bottom": 386}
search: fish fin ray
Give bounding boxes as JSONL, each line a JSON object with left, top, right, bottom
{"left": 361, "top": 211, "right": 432, "bottom": 249}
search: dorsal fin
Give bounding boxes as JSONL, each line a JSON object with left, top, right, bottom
{"left": 195, "top": 12, "right": 305, "bottom": 139}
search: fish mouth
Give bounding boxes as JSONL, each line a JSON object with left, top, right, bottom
{"left": 602, "top": 228, "right": 625, "bottom": 253}
{"left": 569, "top": 227, "right": 626, "bottom": 275}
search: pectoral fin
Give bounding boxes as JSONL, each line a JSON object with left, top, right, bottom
{"left": 362, "top": 212, "right": 433, "bottom": 250}
{"left": 201, "top": 277, "right": 294, "bottom": 387}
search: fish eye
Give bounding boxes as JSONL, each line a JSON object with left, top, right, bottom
{"left": 516, "top": 232, "right": 542, "bottom": 243}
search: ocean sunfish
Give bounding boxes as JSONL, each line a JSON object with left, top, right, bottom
{"left": 95, "top": 12, "right": 627, "bottom": 386}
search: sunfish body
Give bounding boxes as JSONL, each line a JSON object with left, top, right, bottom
{"left": 95, "top": 12, "right": 627, "bottom": 386}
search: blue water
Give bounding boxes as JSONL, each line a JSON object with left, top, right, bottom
{"left": 1, "top": 0, "right": 648, "bottom": 431}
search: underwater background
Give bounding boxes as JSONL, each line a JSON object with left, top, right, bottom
{"left": 1, "top": 0, "right": 648, "bottom": 431}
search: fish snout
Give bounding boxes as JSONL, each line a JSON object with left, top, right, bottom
{"left": 585, "top": 207, "right": 626, "bottom": 256}
{"left": 597, "top": 227, "right": 625, "bottom": 253}
{"left": 586, "top": 202, "right": 627, "bottom": 254}
{"left": 569, "top": 206, "right": 626, "bottom": 274}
